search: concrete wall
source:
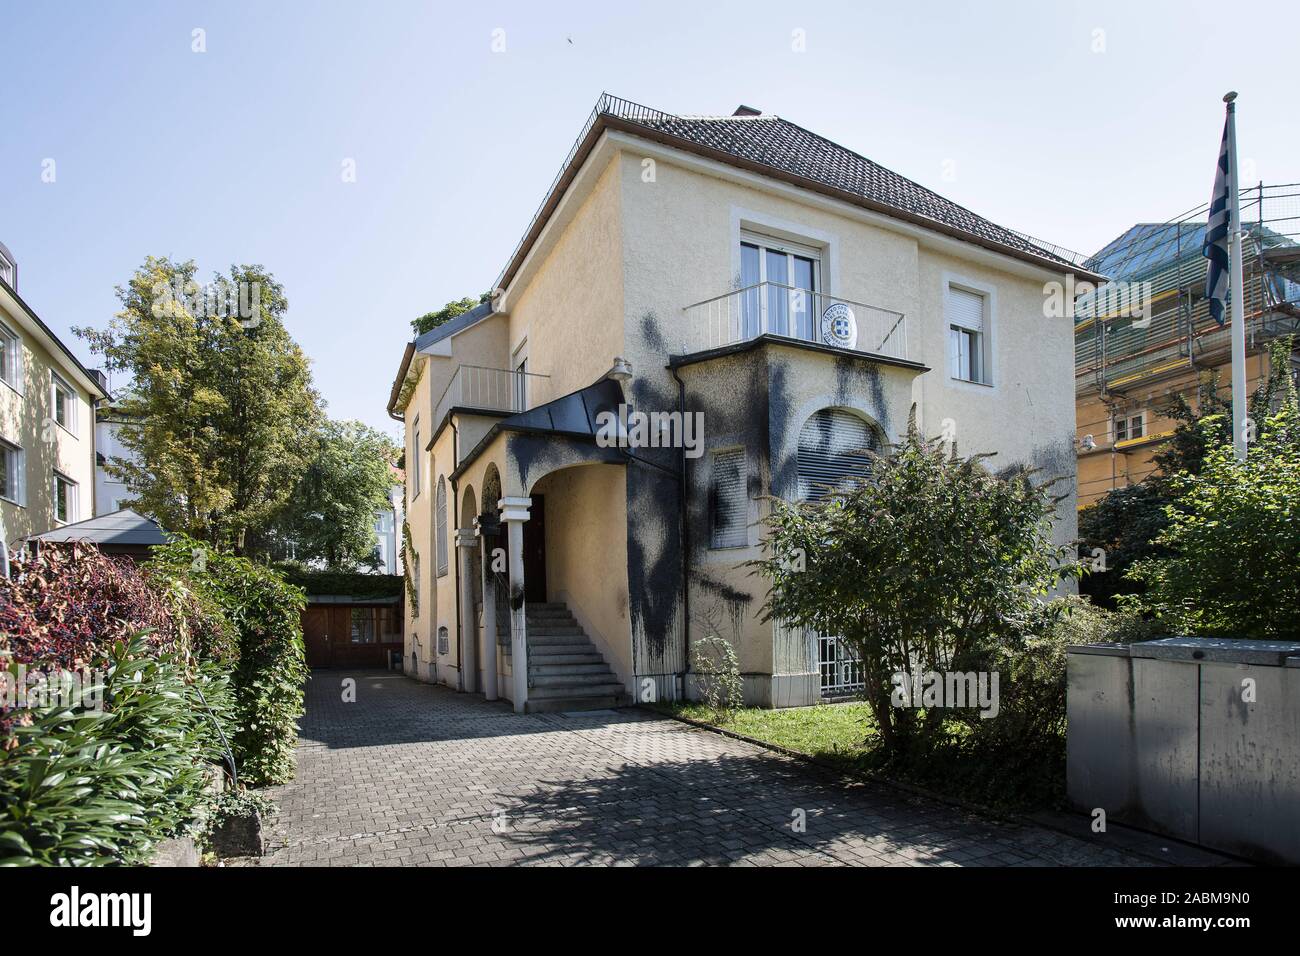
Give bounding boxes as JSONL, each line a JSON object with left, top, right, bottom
{"left": 0, "top": 295, "right": 97, "bottom": 539}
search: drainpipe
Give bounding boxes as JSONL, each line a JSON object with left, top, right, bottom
{"left": 671, "top": 365, "right": 691, "bottom": 702}
{"left": 449, "top": 422, "right": 462, "bottom": 691}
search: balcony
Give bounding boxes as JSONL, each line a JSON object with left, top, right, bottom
{"left": 434, "top": 364, "right": 550, "bottom": 427}
{"left": 681, "top": 282, "right": 912, "bottom": 363}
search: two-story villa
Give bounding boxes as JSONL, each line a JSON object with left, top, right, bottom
{"left": 0, "top": 240, "right": 107, "bottom": 544}
{"left": 387, "top": 95, "right": 1099, "bottom": 713}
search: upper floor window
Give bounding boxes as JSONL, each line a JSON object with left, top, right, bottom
{"left": 740, "top": 232, "right": 820, "bottom": 340}
{"left": 946, "top": 285, "right": 989, "bottom": 385}
{"left": 435, "top": 476, "right": 448, "bottom": 576}
{"left": 51, "top": 372, "right": 77, "bottom": 435}
{"left": 0, "top": 251, "right": 14, "bottom": 289}
{"left": 513, "top": 358, "right": 528, "bottom": 411}
{"left": 0, "top": 439, "right": 24, "bottom": 505}
{"left": 1115, "top": 412, "right": 1145, "bottom": 443}
{"left": 410, "top": 416, "right": 421, "bottom": 500}
{"left": 54, "top": 471, "right": 78, "bottom": 524}
{"left": 0, "top": 321, "right": 21, "bottom": 392}
{"left": 709, "top": 448, "right": 747, "bottom": 549}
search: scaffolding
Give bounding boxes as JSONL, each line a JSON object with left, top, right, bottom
{"left": 1074, "top": 183, "right": 1300, "bottom": 398}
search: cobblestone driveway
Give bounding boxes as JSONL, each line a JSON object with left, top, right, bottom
{"left": 255, "top": 671, "right": 1146, "bottom": 867}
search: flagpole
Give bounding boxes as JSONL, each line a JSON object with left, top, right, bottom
{"left": 1225, "top": 92, "right": 1248, "bottom": 461}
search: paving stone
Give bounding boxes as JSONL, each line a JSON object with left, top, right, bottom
{"left": 251, "top": 670, "right": 1150, "bottom": 868}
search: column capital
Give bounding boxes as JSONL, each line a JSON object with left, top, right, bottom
{"left": 498, "top": 496, "right": 532, "bottom": 523}
{"left": 455, "top": 528, "right": 477, "bottom": 549}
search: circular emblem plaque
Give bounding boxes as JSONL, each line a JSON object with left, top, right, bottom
{"left": 820, "top": 302, "right": 858, "bottom": 349}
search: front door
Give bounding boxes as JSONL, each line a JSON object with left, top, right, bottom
{"left": 522, "top": 494, "right": 547, "bottom": 603}
{"left": 304, "top": 606, "right": 332, "bottom": 667}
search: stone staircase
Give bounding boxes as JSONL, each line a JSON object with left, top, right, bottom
{"left": 501, "top": 601, "right": 627, "bottom": 713}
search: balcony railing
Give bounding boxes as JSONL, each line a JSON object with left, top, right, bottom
{"left": 434, "top": 364, "right": 550, "bottom": 427}
{"left": 681, "top": 282, "right": 911, "bottom": 362}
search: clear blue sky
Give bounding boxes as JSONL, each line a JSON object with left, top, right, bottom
{"left": 3, "top": 0, "right": 1296, "bottom": 436}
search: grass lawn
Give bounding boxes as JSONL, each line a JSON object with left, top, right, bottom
{"left": 654, "top": 700, "right": 1063, "bottom": 812}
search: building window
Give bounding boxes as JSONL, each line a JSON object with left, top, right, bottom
{"left": 0, "top": 250, "right": 13, "bottom": 288}
{"left": 740, "top": 232, "right": 820, "bottom": 340}
{"left": 1115, "top": 412, "right": 1145, "bottom": 443}
{"left": 709, "top": 448, "right": 747, "bottom": 549}
{"left": 0, "top": 321, "right": 21, "bottom": 392}
{"left": 946, "top": 285, "right": 988, "bottom": 384}
{"left": 435, "top": 476, "right": 448, "bottom": 575}
{"left": 410, "top": 416, "right": 421, "bottom": 500}
{"left": 51, "top": 373, "right": 77, "bottom": 435}
{"left": 53, "top": 472, "right": 77, "bottom": 524}
{"left": 513, "top": 358, "right": 528, "bottom": 411}
{"left": 797, "top": 408, "right": 879, "bottom": 502}
{"left": 0, "top": 439, "right": 23, "bottom": 505}
{"left": 350, "top": 608, "right": 376, "bottom": 644}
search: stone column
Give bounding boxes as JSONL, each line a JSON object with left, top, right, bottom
{"left": 473, "top": 514, "right": 499, "bottom": 701}
{"left": 456, "top": 528, "right": 478, "bottom": 694}
{"left": 499, "top": 496, "right": 532, "bottom": 714}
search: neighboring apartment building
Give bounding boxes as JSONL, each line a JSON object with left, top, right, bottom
{"left": 1074, "top": 184, "right": 1300, "bottom": 507}
{"left": 94, "top": 392, "right": 137, "bottom": 515}
{"left": 387, "top": 95, "right": 1095, "bottom": 713}
{"left": 373, "top": 464, "right": 405, "bottom": 575}
{"left": 0, "top": 240, "right": 108, "bottom": 542}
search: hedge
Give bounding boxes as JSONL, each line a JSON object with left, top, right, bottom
{"left": 148, "top": 538, "right": 308, "bottom": 786}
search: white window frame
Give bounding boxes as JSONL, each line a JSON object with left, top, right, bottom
{"left": 51, "top": 371, "right": 77, "bottom": 436}
{"left": 0, "top": 438, "right": 25, "bottom": 506}
{"left": 0, "top": 251, "right": 14, "bottom": 289}
{"left": 1115, "top": 411, "right": 1146, "bottom": 443}
{"left": 0, "top": 319, "right": 22, "bottom": 395}
{"left": 709, "top": 447, "right": 748, "bottom": 550}
{"left": 942, "top": 274, "right": 996, "bottom": 389}
{"left": 739, "top": 229, "right": 823, "bottom": 341}
{"left": 410, "top": 416, "right": 421, "bottom": 501}
{"left": 53, "top": 470, "right": 78, "bottom": 525}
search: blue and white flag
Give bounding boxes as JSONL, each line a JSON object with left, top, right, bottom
{"left": 1203, "top": 117, "right": 1232, "bottom": 326}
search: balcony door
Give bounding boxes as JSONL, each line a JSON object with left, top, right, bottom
{"left": 740, "top": 233, "right": 820, "bottom": 341}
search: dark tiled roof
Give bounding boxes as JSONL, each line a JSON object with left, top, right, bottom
{"left": 624, "top": 111, "right": 1067, "bottom": 263}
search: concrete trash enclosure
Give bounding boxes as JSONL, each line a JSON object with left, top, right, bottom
{"left": 1066, "top": 637, "right": 1300, "bottom": 865}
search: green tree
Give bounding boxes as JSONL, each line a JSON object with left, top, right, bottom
{"left": 1127, "top": 401, "right": 1300, "bottom": 639}
{"left": 411, "top": 293, "right": 491, "bottom": 337}
{"left": 256, "top": 419, "right": 400, "bottom": 570}
{"left": 1079, "top": 342, "right": 1296, "bottom": 605}
{"left": 76, "top": 257, "right": 321, "bottom": 553}
{"left": 751, "top": 418, "right": 1072, "bottom": 754}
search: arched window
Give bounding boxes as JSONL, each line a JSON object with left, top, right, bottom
{"left": 435, "top": 477, "right": 448, "bottom": 576}
{"left": 796, "top": 408, "right": 880, "bottom": 502}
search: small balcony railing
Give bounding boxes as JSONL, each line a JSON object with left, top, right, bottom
{"left": 434, "top": 364, "right": 550, "bottom": 427}
{"left": 681, "top": 282, "right": 911, "bottom": 362}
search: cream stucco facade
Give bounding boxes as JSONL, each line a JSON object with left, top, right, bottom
{"left": 0, "top": 275, "right": 105, "bottom": 544}
{"left": 388, "top": 102, "right": 1083, "bottom": 712}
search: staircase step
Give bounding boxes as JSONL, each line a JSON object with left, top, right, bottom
{"left": 529, "top": 634, "right": 594, "bottom": 647}
{"left": 526, "top": 652, "right": 604, "bottom": 665}
{"left": 529, "top": 682, "right": 626, "bottom": 699}
{"left": 526, "top": 625, "right": 584, "bottom": 636}
{"left": 531, "top": 663, "right": 615, "bottom": 678}
{"left": 531, "top": 672, "right": 619, "bottom": 688}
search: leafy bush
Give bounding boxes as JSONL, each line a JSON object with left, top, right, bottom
{"left": 147, "top": 536, "right": 307, "bottom": 785}
{"left": 1128, "top": 405, "right": 1300, "bottom": 639}
{"left": 0, "top": 634, "right": 234, "bottom": 866}
{"left": 272, "top": 564, "right": 403, "bottom": 600}
{"left": 691, "top": 636, "right": 743, "bottom": 721}
{"left": 752, "top": 417, "right": 1073, "bottom": 755}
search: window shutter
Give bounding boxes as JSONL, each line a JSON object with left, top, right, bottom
{"left": 797, "top": 409, "right": 878, "bottom": 501}
{"left": 946, "top": 287, "right": 984, "bottom": 332}
{"left": 710, "top": 449, "right": 747, "bottom": 548}
{"left": 435, "top": 478, "right": 448, "bottom": 575}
